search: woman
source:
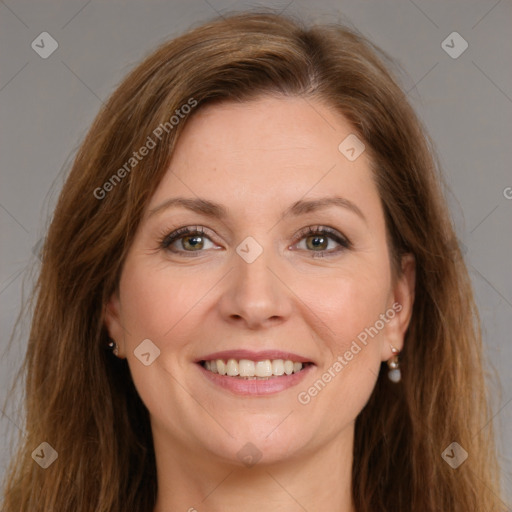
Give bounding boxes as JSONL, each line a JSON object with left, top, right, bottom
{"left": 1, "top": 11, "right": 507, "bottom": 512}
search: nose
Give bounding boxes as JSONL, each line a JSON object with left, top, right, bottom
{"left": 216, "top": 242, "right": 293, "bottom": 330}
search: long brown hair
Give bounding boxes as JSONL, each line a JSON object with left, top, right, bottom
{"left": 2, "top": 10, "right": 507, "bottom": 511}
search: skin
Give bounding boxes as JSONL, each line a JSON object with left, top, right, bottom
{"left": 105, "top": 95, "right": 415, "bottom": 512}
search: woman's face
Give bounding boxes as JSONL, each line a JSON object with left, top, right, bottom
{"left": 105, "top": 95, "right": 415, "bottom": 467}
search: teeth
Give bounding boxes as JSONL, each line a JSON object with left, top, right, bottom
{"left": 272, "top": 359, "right": 285, "bottom": 376}
{"left": 217, "top": 359, "right": 226, "bottom": 375}
{"left": 226, "top": 359, "right": 239, "bottom": 376}
{"left": 239, "top": 359, "right": 255, "bottom": 377}
{"left": 255, "top": 360, "right": 272, "bottom": 377}
{"left": 202, "top": 358, "right": 307, "bottom": 378}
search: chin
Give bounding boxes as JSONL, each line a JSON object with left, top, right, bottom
{"left": 203, "top": 421, "right": 311, "bottom": 468}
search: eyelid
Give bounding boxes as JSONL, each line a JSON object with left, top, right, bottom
{"left": 292, "top": 225, "right": 351, "bottom": 248}
{"left": 159, "top": 225, "right": 218, "bottom": 250}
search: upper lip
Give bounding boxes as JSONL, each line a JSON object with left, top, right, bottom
{"left": 195, "top": 349, "right": 314, "bottom": 364}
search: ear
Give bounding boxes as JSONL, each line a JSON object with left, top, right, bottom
{"left": 104, "top": 290, "right": 126, "bottom": 358}
{"left": 381, "top": 253, "right": 416, "bottom": 361}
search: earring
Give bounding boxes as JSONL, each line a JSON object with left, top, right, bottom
{"left": 387, "top": 346, "right": 401, "bottom": 383}
{"left": 107, "top": 339, "right": 119, "bottom": 356}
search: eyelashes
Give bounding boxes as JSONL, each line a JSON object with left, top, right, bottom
{"left": 159, "top": 226, "right": 212, "bottom": 254}
{"left": 292, "top": 225, "right": 352, "bottom": 256}
{"left": 158, "top": 225, "right": 352, "bottom": 258}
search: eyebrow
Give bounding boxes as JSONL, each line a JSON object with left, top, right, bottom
{"left": 148, "top": 196, "right": 367, "bottom": 224}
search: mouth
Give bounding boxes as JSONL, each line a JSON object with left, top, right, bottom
{"left": 199, "top": 358, "right": 314, "bottom": 379}
{"left": 194, "top": 350, "right": 316, "bottom": 396}
{"left": 194, "top": 348, "right": 316, "bottom": 397}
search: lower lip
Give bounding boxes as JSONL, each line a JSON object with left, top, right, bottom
{"left": 196, "top": 362, "right": 315, "bottom": 396}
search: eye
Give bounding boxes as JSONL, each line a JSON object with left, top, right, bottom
{"left": 159, "top": 225, "right": 351, "bottom": 258}
{"left": 159, "top": 226, "right": 218, "bottom": 256}
{"left": 292, "top": 226, "right": 351, "bottom": 257}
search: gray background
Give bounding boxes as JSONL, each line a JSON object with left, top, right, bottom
{"left": 1, "top": 0, "right": 511, "bottom": 505}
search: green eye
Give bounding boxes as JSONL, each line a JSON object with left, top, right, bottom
{"left": 160, "top": 225, "right": 351, "bottom": 258}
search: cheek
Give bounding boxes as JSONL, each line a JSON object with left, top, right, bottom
{"left": 296, "top": 277, "right": 388, "bottom": 418}
{"left": 117, "top": 262, "right": 204, "bottom": 346}
{"left": 301, "top": 263, "right": 391, "bottom": 347}
{"left": 295, "top": 261, "right": 391, "bottom": 403}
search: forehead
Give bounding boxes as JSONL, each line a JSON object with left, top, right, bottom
{"left": 148, "top": 95, "right": 380, "bottom": 221}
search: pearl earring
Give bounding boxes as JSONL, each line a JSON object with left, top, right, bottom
{"left": 107, "top": 339, "right": 119, "bottom": 356}
{"left": 387, "top": 346, "right": 401, "bottom": 383}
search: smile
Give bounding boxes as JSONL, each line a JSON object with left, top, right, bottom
{"left": 196, "top": 359, "right": 315, "bottom": 396}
